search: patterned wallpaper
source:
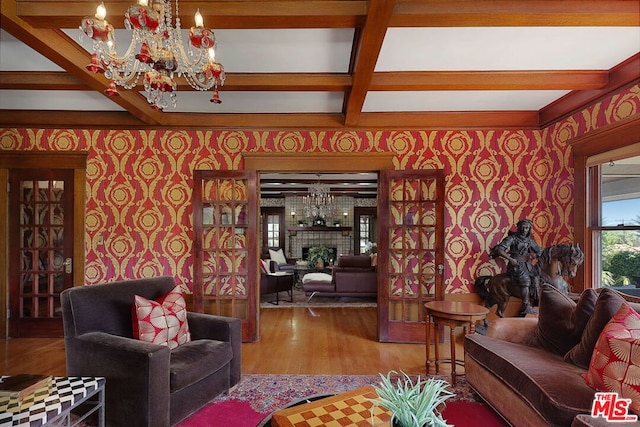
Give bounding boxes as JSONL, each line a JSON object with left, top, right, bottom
{"left": 1, "top": 85, "right": 638, "bottom": 294}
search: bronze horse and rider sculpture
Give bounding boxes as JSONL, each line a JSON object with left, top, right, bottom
{"left": 475, "top": 218, "right": 585, "bottom": 317}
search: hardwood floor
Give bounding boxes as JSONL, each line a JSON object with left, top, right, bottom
{"left": 0, "top": 307, "right": 459, "bottom": 377}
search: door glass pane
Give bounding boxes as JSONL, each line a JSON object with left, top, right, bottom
{"left": 387, "top": 176, "right": 439, "bottom": 323}
{"left": 197, "top": 175, "right": 251, "bottom": 320}
{"left": 18, "top": 178, "right": 67, "bottom": 320}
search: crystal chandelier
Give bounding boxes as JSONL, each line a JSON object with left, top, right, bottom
{"left": 303, "top": 175, "right": 336, "bottom": 221}
{"left": 80, "top": 0, "right": 225, "bottom": 111}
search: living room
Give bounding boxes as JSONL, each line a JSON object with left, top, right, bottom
{"left": 1, "top": 1, "right": 640, "bottom": 425}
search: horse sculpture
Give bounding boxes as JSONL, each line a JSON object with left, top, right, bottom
{"left": 475, "top": 243, "right": 584, "bottom": 317}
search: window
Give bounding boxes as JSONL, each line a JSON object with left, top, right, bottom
{"left": 591, "top": 156, "right": 640, "bottom": 288}
{"left": 354, "top": 207, "right": 376, "bottom": 255}
{"left": 359, "top": 215, "right": 372, "bottom": 254}
{"left": 266, "top": 213, "right": 280, "bottom": 248}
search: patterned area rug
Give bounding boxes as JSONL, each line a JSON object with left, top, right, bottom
{"left": 178, "top": 374, "right": 507, "bottom": 426}
{"left": 260, "top": 289, "right": 377, "bottom": 308}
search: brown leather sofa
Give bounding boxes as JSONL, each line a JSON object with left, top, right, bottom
{"left": 61, "top": 276, "right": 242, "bottom": 427}
{"left": 303, "top": 255, "right": 377, "bottom": 299}
{"left": 464, "top": 286, "right": 640, "bottom": 427}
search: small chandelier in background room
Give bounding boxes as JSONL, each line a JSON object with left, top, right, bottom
{"left": 303, "top": 175, "right": 336, "bottom": 224}
{"left": 80, "top": 0, "right": 225, "bottom": 111}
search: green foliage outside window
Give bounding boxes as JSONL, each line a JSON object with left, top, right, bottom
{"left": 602, "top": 226, "right": 640, "bottom": 286}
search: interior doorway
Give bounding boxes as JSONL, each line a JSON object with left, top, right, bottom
{"left": 246, "top": 152, "right": 394, "bottom": 340}
{"left": 0, "top": 152, "right": 86, "bottom": 338}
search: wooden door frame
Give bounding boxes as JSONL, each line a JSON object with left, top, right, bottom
{"left": 0, "top": 151, "right": 87, "bottom": 338}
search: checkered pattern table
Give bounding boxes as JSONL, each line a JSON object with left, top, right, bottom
{"left": 0, "top": 376, "right": 105, "bottom": 427}
{"left": 271, "top": 386, "right": 392, "bottom": 427}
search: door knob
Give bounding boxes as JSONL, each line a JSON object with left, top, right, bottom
{"left": 63, "top": 258, "right": 72, "bottom": 274}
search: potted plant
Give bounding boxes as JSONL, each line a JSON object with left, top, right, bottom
{"left": 370, "top": 371, "right": 453, "bottom": 427}
{"left": 307, "top": 245, "right": 333, "bottom": 269}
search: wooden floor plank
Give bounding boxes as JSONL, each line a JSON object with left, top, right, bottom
{"left": 0, "top": 307, "right": 459, "bottom": 377}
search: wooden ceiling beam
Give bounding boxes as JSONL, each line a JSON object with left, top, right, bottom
{"left": 15, "top": 0, "right": 368, "bottom": 29}
{"left": 344, "top": 0, "right": 396, "bottom": 126}
{"left": 356, "top": 111, "right": 540, "bottom": 129}
{"left": 15, "top": 0, "right": 638, "bottom": 29}
{"left": 0, "top": 110, "right": 147, "bottom": 128}
{"left": 0, "top": 109, "right": 541, "bottom": 129}
{"left": 392, "top": 0, "right": 640, "bottom": 27}
{"left": 3, "top": 70, "right": 609, "bottom": 91}
{"left": 369, "top": 70, "right": 609, "bottom": 91}
{"left": 0, "top": 71, "right": 352, "bottom": 91}
{"left": 0, "top": 71, "right": 86, "bottom": 90}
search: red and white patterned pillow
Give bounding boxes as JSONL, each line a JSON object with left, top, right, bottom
{"left": 132, "top": 285, "right": 191, "bottom": 349}
{"left": 583, "top": 302, "right": 640, "bottom": 414}
{"left": 259, "top": 259, "right": 270, "bottom": 274}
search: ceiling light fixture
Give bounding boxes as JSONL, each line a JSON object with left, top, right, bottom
{"left": 303, "top": 175, "right": 336, "bottom": 223}
{"left": 80, "top": 0, "right": 225, "bottom": 111}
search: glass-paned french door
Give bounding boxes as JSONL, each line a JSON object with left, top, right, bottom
{"left": 193, "top": 171, "right": 258, "bottom": 342}
{"left": 378, "top": 170, "right": 445, "bottom": 343}
{"left": 9, "top": 169, "right": 75, "bottom": 337}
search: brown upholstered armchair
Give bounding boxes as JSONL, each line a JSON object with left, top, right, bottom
{"left": 260, "top": 260, "right": 294, "bottom": 304}
{"left": 61, "top": 276, "right": 242, "bottom": 427}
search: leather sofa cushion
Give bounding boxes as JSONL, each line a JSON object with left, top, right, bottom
{"left": 170, "top": 340, "right": 232, "bottom": 392}
{"left": 465, "top": 334, "right": 596, "bottom": 426}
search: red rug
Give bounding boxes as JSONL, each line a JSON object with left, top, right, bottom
{"left": 178, "top": 374, "right": 508, "bottom": 426}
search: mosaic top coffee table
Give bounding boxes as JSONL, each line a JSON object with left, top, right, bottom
{"left": 0, "top": 376, "right": 105, "bottom": 427}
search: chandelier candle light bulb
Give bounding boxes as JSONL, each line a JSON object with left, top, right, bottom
{"left": 95, "top": 3, "right": 107, "bottom": 20}
{"left": 80, "top": 0, "right": 225, "bottom": 111}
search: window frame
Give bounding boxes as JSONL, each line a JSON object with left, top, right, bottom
{"left": 571, "top": 117, "right": 640, "bottom": 292}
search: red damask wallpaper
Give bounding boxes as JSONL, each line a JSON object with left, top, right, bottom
{"left": 1, "top": 85, "right": 638, "bottom": 294}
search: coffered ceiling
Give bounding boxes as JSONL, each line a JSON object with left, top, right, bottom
{"left": 1, "top": 1, "right": 639, "bottom": 129}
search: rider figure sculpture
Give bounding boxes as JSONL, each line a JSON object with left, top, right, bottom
{"left": 491, "top": 218, "right": 543, "bottom": 315}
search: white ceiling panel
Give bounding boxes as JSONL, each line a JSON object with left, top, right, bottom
{"left": 363, "top": 90, "right": 570, "bottom": 112}
{"left": 63, "top": 28, "right": 355, "bottom": 73}
{"left": 170, "top": 91, "right": 345, "bottom": 113}
{"left": 0, "top": 90, "right": 125, "bottom": 110}
{"left": 0, "top": 30, "right": 64, "bottom": 71}
{"left": 376, "top": 27, "right": 640, "bottom": 71}
{"left": 213, "top": 29, "right": 355, "bottom": 73}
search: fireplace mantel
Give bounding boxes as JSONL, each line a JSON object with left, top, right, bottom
{"left": 288, "top": 226, "right": 351, "bottom": 236}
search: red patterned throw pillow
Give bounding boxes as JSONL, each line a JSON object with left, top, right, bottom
{"left": 583, "top": 303, "right": 640, "bottom": 414}
{"left": 132, "top": 285, "right": 191, "bottom": 349}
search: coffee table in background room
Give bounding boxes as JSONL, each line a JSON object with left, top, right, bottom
{"left": 0, "top": 376, "right": 105, "bottom": 427}
{"left": 424, "top": 300, "right": 489, "bottom": 385}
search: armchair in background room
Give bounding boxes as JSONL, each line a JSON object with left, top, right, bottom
{"left": 263, "top": 247, "right": 296, "bottom": 273}
{"left": 61, "top": 276, "right": 242, "bottom": 427}
{"left": 260, "top": 259, "right": 294, "bottom": 304}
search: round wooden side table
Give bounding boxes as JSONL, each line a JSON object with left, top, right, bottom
{"left": 424, "top": 300, "right": 489, "bottom": 384}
